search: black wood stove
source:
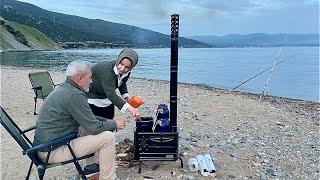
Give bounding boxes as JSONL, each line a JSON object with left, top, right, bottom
{"left": 133, "top": 14, "right": 183, "bottom": 173}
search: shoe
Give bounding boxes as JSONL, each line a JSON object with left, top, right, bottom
{"left": 195, "top": 155, "right": 209, "bottom": 176}
{"left": 204, "top": 154, "right": 216, "bottom": 177}
{"left": 84, "top": 163, "right": 99, "bottom": 177}
{"left": 88, "top": 173, "right": 99, "bottom": 180}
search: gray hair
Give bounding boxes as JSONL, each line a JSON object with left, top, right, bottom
{"left": 66, "top": 61, "right": 92, "bottom": 77}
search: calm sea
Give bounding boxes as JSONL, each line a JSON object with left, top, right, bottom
{"left": 1, "top": 47, "right": 319, "bottom": 102}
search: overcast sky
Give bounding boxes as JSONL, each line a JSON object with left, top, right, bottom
{"left": 18, "top": 0, "right": 319, "bottom": 36}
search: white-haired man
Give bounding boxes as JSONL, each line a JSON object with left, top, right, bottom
{"left": 33, "top": 61, "right": 127, "bottom": 179}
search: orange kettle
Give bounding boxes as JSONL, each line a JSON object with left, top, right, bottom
{"left": 129, "top": 96, "right": 143, "bottom": 108}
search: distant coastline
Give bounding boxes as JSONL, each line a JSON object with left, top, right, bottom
{"left": 188, "top": 33, "right": 319, "bottom": 48}
{"left": 2, "top": 44, "right": 319, "bottom": 53}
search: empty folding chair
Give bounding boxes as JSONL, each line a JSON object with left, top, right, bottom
{"left": 28, "top": 71, "right": 57, "bottom": 115}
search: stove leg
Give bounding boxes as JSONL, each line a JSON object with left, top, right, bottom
{"left": 139, "top": 160, "right": 142, "bottom": 173}
{"left": 179, "top": 157, "right": 184, "bottom": 168}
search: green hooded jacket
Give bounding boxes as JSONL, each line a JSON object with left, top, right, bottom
{"left": 88, "top": 48, "right": 138, "bottom": 109}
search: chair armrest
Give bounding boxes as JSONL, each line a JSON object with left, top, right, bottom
{"left": 24, "top": 132, "right": 77, "bottom": 155}
{"left": 21, "top": 125, "right": 36, "bottom": 134}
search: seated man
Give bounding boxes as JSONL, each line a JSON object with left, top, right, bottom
{"left": 33, "top": 60, "right": 128, "bottom": 179}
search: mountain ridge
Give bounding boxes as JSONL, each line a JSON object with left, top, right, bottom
{"left": 2, "top": 0, "right": 317, "bottom": 49}
{"left": 1, "top": 0, "right": 210, "bottom": 48}
{"left": 188, "top": 33, "right": 319, "bottom": 47}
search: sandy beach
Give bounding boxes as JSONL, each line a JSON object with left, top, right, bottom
{"left": 1, "top": 66, "right": 319, "bottom": 179}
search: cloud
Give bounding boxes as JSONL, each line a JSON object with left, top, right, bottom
{"left": 15, "top": 0, "right": 320, "bottom": 36}
{"left": 304, "top": 0, "right": 319, "bottom": 5}
{"left": 249, "top": 0, "right": 284, "bottom": 10}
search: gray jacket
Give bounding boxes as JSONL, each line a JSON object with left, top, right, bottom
{"left": 33, "top": 78, "right": 117, "bottom": 147}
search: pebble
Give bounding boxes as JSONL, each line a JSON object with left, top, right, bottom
{"left": 229, "top": 175, "right": 236, "bottom": 179}
{"left": 171, "top": 171, "right": 177, "bottom": 176}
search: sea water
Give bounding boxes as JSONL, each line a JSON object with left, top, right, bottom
{"left": 1, "top": 46, "right": 318, "bottom": 102}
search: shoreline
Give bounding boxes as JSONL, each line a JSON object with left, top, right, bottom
{"left": 1, "top": 45, "right": 319, "bottom": 53}
{"left": 0, "top": 48, "right": 61, "bottom": 53}
{"left": 1, "top": 66, "right": 319, "bottom": 179}
{"left": 139, "top": 76, "right": 319, "bottom": 103}
{"left": 134, "top": 76, "right": 320, "bottom": 122}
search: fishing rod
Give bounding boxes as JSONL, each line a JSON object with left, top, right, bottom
{"left": 259, "top": 34, "right": 288, "bottom": 101}
{"left": 231, "top": 55, "right": 295, "bottom": 91}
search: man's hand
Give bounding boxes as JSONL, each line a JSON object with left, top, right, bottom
{"left": 127, "top": 106, "right": 141, "bottom": 119}
{"left": 115, "top": 119, "right": 129, "bottom": 131}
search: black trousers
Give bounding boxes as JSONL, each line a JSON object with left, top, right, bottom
{"left": 89, "top": 104, "right": 115, "bottom": 119}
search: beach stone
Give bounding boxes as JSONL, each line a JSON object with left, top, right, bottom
{"left": 185, "top": 175, "right": 195, "bottom": 180}
{"left": 191, "top": 112, "right": 199, "bottom": 120}
{"left": 229, "top": 175, "right": 236, "bottom": 179}
{"left": 260, "top": 173, "right": 267, "bottom": 180}
{"left": 182, "top": 145, "right": 191, "bottom": 150}
{"left": 152, "top": 165, "right": 160, "bottom": 171}
{"left": 171, "top": 171, "right": 176, "bottom": 176}
{"left": 266, "top": 168, "right": 277, "bottom": 176}
{"left": 70, "top": 175, "right": 80, "bottom": 180}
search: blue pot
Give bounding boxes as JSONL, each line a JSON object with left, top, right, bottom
{"left": 154, "top": 118, "right": 171, "bottom": 132}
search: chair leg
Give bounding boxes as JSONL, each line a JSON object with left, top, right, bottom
{"left": 38, "top": 150, "right": 51, "bottom": 180}
{"left": 38, "top": 166, "right": 45, "bottom": 180}
{"left": 25, "top": 161, "right": 33, "bottom": 180}
{"left": 73, "top": 160, "right": 87, "bottom": 180}
{"left": 34, "top": 97, "right": 37, "bottom": 115}
{"left": 66, "top": 144, "right": 87, "bottom": 180}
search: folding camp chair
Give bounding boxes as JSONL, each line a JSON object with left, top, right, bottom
{"left": 28, "top": 71, "right": 57, "bottom": 115}
{"left": 0, "top": 107, "right": 93, "bottom": 180}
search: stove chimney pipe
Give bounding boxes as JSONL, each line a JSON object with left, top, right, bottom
{"left": 170, "top": 14, "right": 179, "bottom": 131}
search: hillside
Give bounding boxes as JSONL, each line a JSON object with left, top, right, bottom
{"left": 0, "top": 19, "right": 60, "bottom": 52}
{"left": 189, "top": 33, "right": 319, "bottom": 47}
{"left": 0, "top": 0, "right": 210, "bottom": 48}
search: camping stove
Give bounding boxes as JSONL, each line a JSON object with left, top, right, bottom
{"left": 133, "top": 14, "right": 183, "bottom": 173}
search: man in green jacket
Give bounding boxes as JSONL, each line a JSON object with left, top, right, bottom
{"left": 33, "top": 61, "right": 127, "bottom": 179}
{"left": 88, "top": 48, "right": 141, "bottom": 119}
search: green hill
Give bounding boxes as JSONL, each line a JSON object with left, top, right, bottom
{"left": 0, "top": 19, "right": 60, "bottom": 52}
{"left": 1, "top": 0, "right": 210, "bottom": 48}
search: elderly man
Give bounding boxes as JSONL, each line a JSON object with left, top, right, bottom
{"left": 33, "top": 61, "right": 127, "bottom": 179}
